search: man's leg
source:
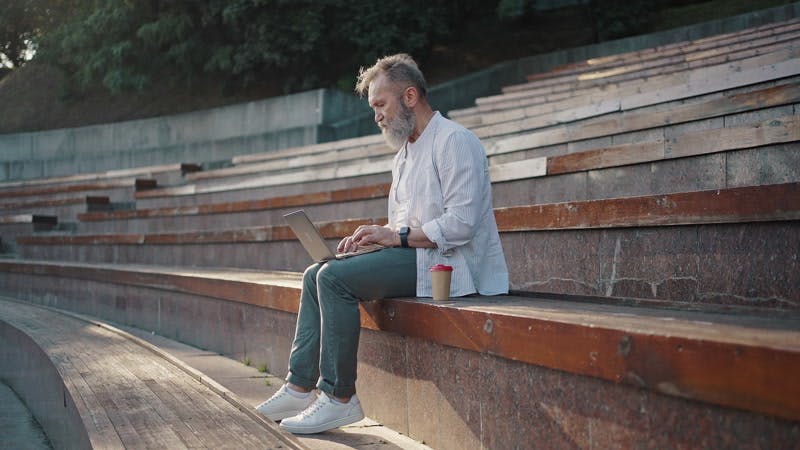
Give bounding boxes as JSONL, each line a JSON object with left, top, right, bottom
{"left": 256, "top": 263, "right": 325, "bottom": 421}
{"left": 286, "top": 263, "right": 325, "bottom": 390}
{"left": 315, "top": 247, "right": 416, "bottom": 398}
{"left": 279, "top": 247, "right": 416, "bottom": 434}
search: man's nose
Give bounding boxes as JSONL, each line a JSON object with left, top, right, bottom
{"left": 374, "top": 110, "right": 383, "bottom": 124}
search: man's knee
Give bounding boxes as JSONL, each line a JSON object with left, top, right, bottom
{"left": 303, "top": 263, "right": 323, "bottom": 285}
{"left": 315, "top": 262, "right": 356, "bottom": 300}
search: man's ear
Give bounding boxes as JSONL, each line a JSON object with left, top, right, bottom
{"left": 403, "top": 86, "right": 419, "bottom": 108}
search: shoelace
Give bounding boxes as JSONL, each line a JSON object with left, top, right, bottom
{"left": 263, "top": 389, "right": 284, "bottom": 405}
{"left": 300, "top": 395, "right": 330, "bottom": 418}
{"left": 262, "top": 386, "right": 295, "bottom": 406}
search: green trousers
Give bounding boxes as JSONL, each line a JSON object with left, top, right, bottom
{"left": 286, "top": 247, "right": 417, "bottom": 397}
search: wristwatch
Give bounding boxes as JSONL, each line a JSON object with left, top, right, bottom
{"left": 399, "top": 226, "right": 410, "bottom": 248}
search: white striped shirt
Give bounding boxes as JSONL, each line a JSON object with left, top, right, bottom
{"left": 388, "top": 112, "right": 509, "bottom": 297}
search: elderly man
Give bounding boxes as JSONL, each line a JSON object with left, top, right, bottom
{"left": 257, "top": 53, "right": 508, "bottom": 434}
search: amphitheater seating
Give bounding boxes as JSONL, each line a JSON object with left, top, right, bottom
{"left": 0, "top": 15, "right": 799, "bottom": 450}
{"left": 0, "top": 297, "right": 303, "bottom": 449}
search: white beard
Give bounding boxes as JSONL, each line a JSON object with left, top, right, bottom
{"left": 382, "top": 102, "right": 416, "bottom": 150}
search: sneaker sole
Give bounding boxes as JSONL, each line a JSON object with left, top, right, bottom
{"left": 257, "top": 408, "right": 306, "bottom": 422}
{"left": 279, "top": 411, "right": 365, "bottom": 434}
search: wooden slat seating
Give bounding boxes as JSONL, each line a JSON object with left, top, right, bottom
{"left": 457, "top": 46, "right": 800, "bottom": 130}
{"left": 131, "top": 75, "right": 799, "bottom": 215}
{"left": 0, "top": 214, "right": 57, "bottom": 254}
{"left": 502, "top": 18, "right": 800, "bottom": 93}
{"left": 177, "top": 40, "right": 799, "bottom": 198}
{"left": 0, "top": 195, "right": 108, "bottom": 228}
{"left": 0, "top": 297, "right": 304, "bottom": 449}
{"left": 0, "top": 162, "right": 199, "bottom": 191}
{"left": 17, "top": 180, "right": 800, "bottom": 305}
{"left": 78, "top": 183, "right": 392, "bottom": 234}
{"left": 74, "top": 94, "right": 798, "bottom": 236}
{"left": 472, "top": 56, "right": 800, "bottom": 140}
{"left": 0, "top": 176, "right": 153, "bottom": 209}
{"left": 0, "top": 253, "right": 797, "bottom": 448}
{"left": 520, "top": 17, "right": 800, "bottom": 83}
{"left": 183, "top": 54, "right": 799, "bottom": 194}
{"left": 455, "top": 32, "right": 800, "bottom": 122}
{"left": 452, "top": 21, "right": 800, "bottom": 119}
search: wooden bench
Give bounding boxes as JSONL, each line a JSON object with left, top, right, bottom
{"left": 0, "top": 162, "right": 199, "bottom": 192}
{"left": 79, "top": 183, "right": 391, "bottom": 234}
{"left": 17, "top": 182, "right": 800, "bottom": 307}
{"left": 0, "top": 195, "right": 107, "bottom": 225}
{"left": 100, "top": 105, "right": 796, "bottom": 229}
{"left": 178, "top": 65, "right": 798, "bottom": 197}
{"left": 0, "top": 214, "right": 57, "bottom": 253}
{"left": 453, "top": 24, "right": 800, "bottom": 117}
{"left": 459, "top": 34, "right": 799, "bottom": 120}
{"left": 0, "top": 297, "right": 304, "bottom": 449}
{"left": 127, "top": 81, "right": 798, "bottom": 214}
{"left": 507, "top": 18, "right": 800, "bottom": 90}
{"left": 74, "top": 99, "right": 798, "bottom": 236}
{"left": 461, "top": 49, "right": 800, "bottom": 130}
{"left": 0, "top": 177, "right": 153, "bottom": 210}
{"left": 0, "top": 260, "right": 797, "bottom": 449}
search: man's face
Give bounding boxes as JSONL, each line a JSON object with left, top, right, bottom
{"left": 368, "top": 74, "right": 415, "bottom": 149}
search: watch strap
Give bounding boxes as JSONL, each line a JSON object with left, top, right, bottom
{"left": 400, "top": 227, "right": 410, "bottom": 248}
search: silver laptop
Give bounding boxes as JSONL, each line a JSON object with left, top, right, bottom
{"left": 284, "top": 210, "right": 385, "bottom": 262}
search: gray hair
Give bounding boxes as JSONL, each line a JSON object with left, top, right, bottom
{"left": 355, "top": 53, "right": 427, "bottom": 98}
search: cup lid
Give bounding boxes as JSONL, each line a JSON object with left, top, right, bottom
{"left": 429, "top": 264, "right": 453, "bottom": 272}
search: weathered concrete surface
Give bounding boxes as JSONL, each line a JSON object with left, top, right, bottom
{"left": 0, "top": 89, "right": 369, "bottom": 181}
{"left": 0, "top": 317, "right": 91, "bottom": 450}
{"left": 1, "top": 275, "right": 798, "bottom": 450}
{"left": 0, "top": 382, "right": 52, "bottom": 450}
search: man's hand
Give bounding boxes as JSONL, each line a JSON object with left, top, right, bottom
{"left": 337, "top": 225, "right": 399, "bottom": 253}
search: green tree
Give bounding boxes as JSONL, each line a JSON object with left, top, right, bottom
{"left": 0, "top": 0, "right": 83, "bottom": 68}
{"left": 36, "top": 0, "right": 479, "bottom": 94}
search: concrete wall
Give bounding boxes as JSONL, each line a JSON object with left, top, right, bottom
{"left": 1, "top": 2, "right": 799, "bottom": 182}
{"left": 0, "top": 88, "right": 369, "bottom": 181}
{"left": 0, "top": 319, "right": 92, "bottom": 449}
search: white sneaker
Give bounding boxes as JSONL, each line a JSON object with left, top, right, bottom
{"left": 279, "top": 392, "right": 365, "bottom": 434}
{"left": 255, "top": 384, "right": 317, "bottom": 421}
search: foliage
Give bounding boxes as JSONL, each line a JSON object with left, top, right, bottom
{"left": 0, "top": 0, "right": 84, "bottom": 68}
{"left": 587, "top": 0, "right": 666, "bottom": 41}
{"left": 36, "top": 0, "right": 479, "bottom": 94}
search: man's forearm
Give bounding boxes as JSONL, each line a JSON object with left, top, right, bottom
{"left": 392, "top": 227, "right": 436, "bottom": 248}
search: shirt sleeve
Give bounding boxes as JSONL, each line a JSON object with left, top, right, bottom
{"left": 421, "top": 130, "right": 489, "bottom": 253}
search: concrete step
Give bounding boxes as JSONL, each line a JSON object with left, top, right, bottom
{"left": 0, "top": 262, "right": 797, "bottom": 449}
{"left": 15, "top": 182, "right": 800, "bottom": 309}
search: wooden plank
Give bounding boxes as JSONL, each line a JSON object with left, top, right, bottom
{"left": 232, "top": 133, "right": 383, "bottom": 165}
{"left": 490, "top": 157, "right": 547, "bottom": 182}
{"left": 546, "top": 140, "right": 665, "bottom": 175}
{"left": 360, "top": 296, "right": 800, "bottom": 421}
{"left": 0, "top": 178, "right": 138, "bottom": 199}
{"left": 0, "top": 214, "right": 56, "bottom": 225}
{"left": 480, "top": 30, "right": 800, "bottom": 112}
{"left": 15, "top": 182, "right": 800, "bottom": 248}
{"left": 485, "top": 81, "right": 800, "bottom": 153}
{"left": 4, "top": 261, "right": 800, "bottom": 421}
{"left": 0, "top": 196, "right": 89, "bottom": 211}
{"left": 665, "top": 114, "right": 800, "bottom": 157}
{"left": 493, "top": 183, "right": 800, "bottom": 231}
{"left": 472, "top": 49, "right": 799, "bottom": 129}
{"left": 188, "top": 143, "right": 390, "bottom": 182}
{"left": 0, "top": 299, "right": 305, "bottom": 449}
{"left": 80, "top": 183, "right": 392, "bottom": 222}
{"left": 512, "top": 19, "right": 800, "bottom": 87}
